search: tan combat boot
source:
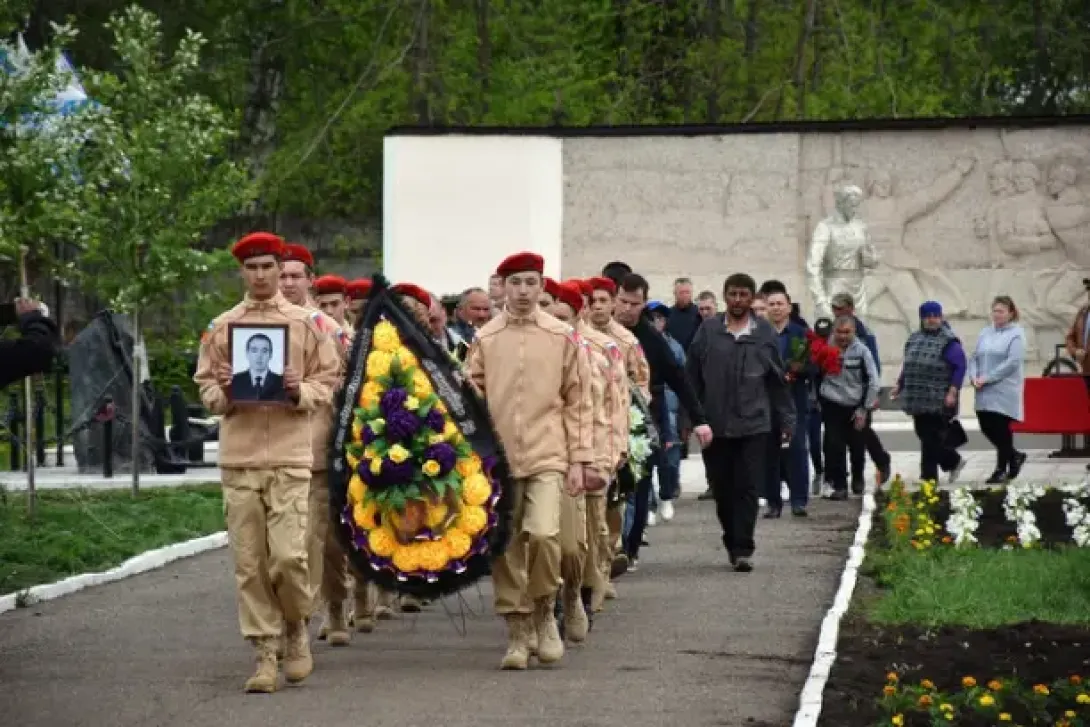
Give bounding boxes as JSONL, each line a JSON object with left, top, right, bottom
{"left": 244, "top": 637, "right": 279, "bottom": 693}
{"left": 375, "top": 589, "right": 396, "bottom": 620}
{"left": 500, "top": 613, "right": 531, "bottom": 670}
{"left": 282, "top": 620, "right": 314, "bottom": 683}
{"left": 326, "top": 601, "right": 351, "bottom": 646}
{"left": 354, "top": 588, "right": 376, "bottom": 633}
{"left": 532, "top": 596, "right": 565, "bottom": 664}
{"left": 400, "top": 594, "right": 424, "bottom": 613}
{"left": 604, "top": 582, "right": 617, "bottom": 600}
{"left": 276, "top": 631, "right": 287, "bottom": 660}
{"left": 563, "top": 586, "right": 589, "bottom": 644}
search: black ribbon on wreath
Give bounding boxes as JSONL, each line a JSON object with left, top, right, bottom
{"left": 328, "top": 274, "right": 514, "bottom": 600}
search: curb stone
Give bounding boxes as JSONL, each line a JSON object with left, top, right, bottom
{"left": 792, "top": 484, "right": 877, "bottom": 726}
{"left": 0, "top": 531, "right": 228, "bottom": 615}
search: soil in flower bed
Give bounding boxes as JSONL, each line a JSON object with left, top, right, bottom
{"left": 817, "top": 618, "right": 1090, "bottom": 726}
{"left": 931, "top": 489, "right": 1082, "bottom": 549}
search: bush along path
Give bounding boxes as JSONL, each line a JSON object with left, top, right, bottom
{"left": 0, "top": 484, "right": 224, "bottom": 597}
{"left": 819, "top": 477, "right": 1090, "bottom": 727}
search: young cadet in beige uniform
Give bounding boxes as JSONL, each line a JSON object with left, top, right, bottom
{"left": 345, "top": 279, "right": 372, "bottom": 327}
{"left": 278, "top": 244, "right": 355, "bottom": 646}
{"left": 314, "top": 274, "right": 355, "bottom": 338}
{"left": 547, "top": 282, "right": 605, "bottom": 644}
{"left": 587, "top": 276, "right": 648, "bottom": 597}
{"left": 567, "top": 279, "right": 628, "bottom": 614}
{"left": 466, "top": 252, "right": 597, "bottom": 670}
{"left": 194, "top": 232, "right": 341, "bottom": 693}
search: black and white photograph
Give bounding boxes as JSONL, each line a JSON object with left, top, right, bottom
{"left": 227, "top": 323, "right": 289, "bottom": 405}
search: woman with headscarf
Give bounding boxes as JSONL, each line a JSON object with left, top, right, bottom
{"left": 890, "top": 300, "right": 968, "bottom": 483}
{"left": 969, "top": 295, "right": 1027, "bottom": 483}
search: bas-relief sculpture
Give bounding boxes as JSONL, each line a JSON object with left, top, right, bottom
{"left": 558, "top": 129, "right": 1090, "bottom": 376}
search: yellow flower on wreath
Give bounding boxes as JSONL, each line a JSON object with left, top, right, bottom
{"left": 388, "top": 444, "right": 410, "bottom": 464}
{"left": 457, "top": 505, "right": 488, "bottom": 535}
{"left": 396, "top": 346, "right": 419, "bottom": 369}
{"left": 367, "top": 350, "right": 394, "bottom": 379}
{"left": 369, "top": 457, "right": 383, "bottom": 475}
{"left": 368, "top": 525, "right": 399, "bottom": 557}
{"left": 348, "top": 474, "right": 367, "bottom": 505}
{"left": 373, "top": 320, "right": 401, "bottom": 352}
{"left": 392, "top": 544, "right": 421, "bottom": 572}
{"left": 444, "top": 530, "right": 472, "bottom": 560}
{"left": 456, "top": 454, "right": 482, "bottom": 479}
{"left": 425, "top": 502, "right": 449, "bottom": 528}
{"left": 462, "top": 473, "right": 491, "bottom": 506}
{"left": 353, "top": 501, "right": 378, "bottom": 529}
{"left": 405, "top": 395, "right": 420, "bottom": 411}
{"left": 412, "top": 369, "right": 434, "bottom": 398}
{"left": 442, "top": 420, "right": 462, "bottom": 444}
{"left": 422, "top": 459, "right": 441, "bottom": 477}
{"left": 415, "top": 540, "right": 451, "bottom": 572}
{"left": 360, "top": 381, "right": 384, "bottom": 409}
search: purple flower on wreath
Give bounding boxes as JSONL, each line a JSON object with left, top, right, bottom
{"left": 425, "top": 408, "right": 445, "bottom": 433}
{"left": 379, "top": 457, "right": 415, "bottom": 486}
{"left": 357, "top": 460, "right": 376, "bottom": 486}
{"left": 386, "top": 408, "right": 421, "bottom": 442}
{"left": 424, "top": 442, "right": 457, "bottom": 475}
{"left": 380, "top": 388, "right": 409, "bottom": 416}
{"left": 361, "top": 424, "right": 378, "bottom": 445}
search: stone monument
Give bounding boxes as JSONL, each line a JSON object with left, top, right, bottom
{"left": 68, "top": 311, "right": 156, "bottom": 474}
{"left": 806, "top": 184, "right": 875, "bottom": 319}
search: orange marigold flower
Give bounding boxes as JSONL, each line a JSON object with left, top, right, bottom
{"left": 886, "top": 672, "right": 899, "bottom": 683}
{"left": 883, "top": 685, "right": 897, "bottom": 696}
{"left": 962, "top": 676, "right": 977, "bottom": 688}
{"left": 920, "top": 679, "right": 935, "bottom": 690}
{"left": 941, "top": 535, "right": 953, "bottom": 543}
{"left": 918, "top": 695, "right": 933, "bottom": 707}
{"left": 1071, "top": 675, "right": 1083, "bottom": 685}
{"left": 1033, "top": 684, "right": 1049, "bottom": 696}
{"left": 988, "top": 680, "right": 1003, "bottom": 691}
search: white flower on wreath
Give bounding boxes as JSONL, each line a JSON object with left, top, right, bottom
{"left": 629, "top": 404, "right": 645, "bottom": 431}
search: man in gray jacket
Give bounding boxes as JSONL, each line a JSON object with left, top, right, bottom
{"left": 686, "top": 273, "right": 795, "bottom": 572}
{"left": 818, "top": 315, "right": 881, "bottom": 500}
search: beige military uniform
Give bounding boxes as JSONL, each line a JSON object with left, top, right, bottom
{"left": 194, "top": 292, "right": 340, "bottom": 686}
{"left": 466, "top": 308, "right": 594, "bottom": 668}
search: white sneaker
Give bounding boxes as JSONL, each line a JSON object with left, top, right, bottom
{"left": 647, "top": 512, "right": 657, "bottom": 527}
{"left": 660, "top": 500, "right": 675, "bottom": 522}
{"left": 758, "top": 497, "right": 768, "bottom": 508}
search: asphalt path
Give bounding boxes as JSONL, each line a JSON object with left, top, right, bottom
{"left": 0, "top": 497, "right": 861, "bottom": 727}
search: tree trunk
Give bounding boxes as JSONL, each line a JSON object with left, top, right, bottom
{"left": 704, "top": 0, "right": 723, "bottom": 122}
{"left": 239, "top": 1, "right": 286, "bottom": 186}
{"left": 131, "top": 305, "right": 141, "bottom": 497}
{"left": 410, "top": 0, "right": 432, "bottom": 124}
{"left": 785, "top": 0, "right": 818, "bottom": 119}
{"left": 19, "top": 246, "right": 36, "bottom": 518}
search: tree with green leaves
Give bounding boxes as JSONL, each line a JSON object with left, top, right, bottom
{"left": 77, "top": 4, "right": 255, "bottom": 493}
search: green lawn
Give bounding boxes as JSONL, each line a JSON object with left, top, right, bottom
{"left": 865, "top": 540, "right": 1090, "bottom": 628}
{"left": 0, "top": 484, "right": 224, "bottom": 597}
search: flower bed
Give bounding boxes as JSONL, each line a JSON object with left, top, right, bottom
{"left": 816, "top": 477, "right": 1090, "bottom": 727}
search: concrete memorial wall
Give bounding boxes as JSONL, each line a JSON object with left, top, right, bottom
{"left": 385, "top": 119, "right": 1090, "bottom": 380}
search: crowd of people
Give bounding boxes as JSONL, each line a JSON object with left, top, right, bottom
{"left": 193, "top": 231, "right": 1038, "bottom": 692}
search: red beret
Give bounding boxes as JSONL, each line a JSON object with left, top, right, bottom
{"left": 555, "top": 282, "right": 584, "bottom": 315}
{"left": 496, "top": 251, "right": 544, "bottom": 278}
{"left": 569, "top": 279, "right": 593, "bottom": 298}
{"left": 346, "top": 279, "right": 372, "bottom": 300}
{"left": 589, "top": 276, "right": 617, "bottom": 296}
{"left": 391, "top": 283, "right": 432, "bottom": 309}
{"left": 543, "top": 277, "right": 561, "bottom": 299}
{"left": 231, "top": 232, "right": 285, "bottom": 262}
{"left": 282, "top": 243, "right": 315, "bottom": 269}
{"left": 314, "top": 275, "right": 347, "bottom": 296}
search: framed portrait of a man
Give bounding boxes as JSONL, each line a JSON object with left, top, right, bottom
{"left": 228, "top": 323, "right": 290, "bottom": 405}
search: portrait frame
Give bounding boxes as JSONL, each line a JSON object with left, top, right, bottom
{"left": 227, "top": 322, "right": 291, "bottom": 407}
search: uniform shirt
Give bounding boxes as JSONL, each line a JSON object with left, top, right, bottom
{"left": 194, "top": 292, "right": 341, "bottom": 470}
{"left": 579, "top": 320, "right": 628, "bottom": 477}
{"left": 466, "top": 308, "right": 595, "bottom": 479}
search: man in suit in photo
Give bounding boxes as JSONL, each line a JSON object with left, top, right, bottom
{"left": 232, "top": 332, "right": 286, "bottom": 401}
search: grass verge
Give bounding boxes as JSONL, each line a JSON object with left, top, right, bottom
{"left": 867, "top": 546, "right": 1090, "bottom": 628}
{"left": 0, "top": 484, "right": 223, "bottom": 597}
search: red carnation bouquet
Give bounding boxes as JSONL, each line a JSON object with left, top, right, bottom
{"left": 806, "top": 329, "right": 843, "bottom": 377}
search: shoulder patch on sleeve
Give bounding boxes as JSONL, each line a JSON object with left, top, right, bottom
{"left": 200, "top": 319, "right": 216, "bottom": 345}
{"left": 565, "top": 325, "right": 588, "bottom": 348}
{"left": 605, "top": 341, "right": 623, "bottom": 362}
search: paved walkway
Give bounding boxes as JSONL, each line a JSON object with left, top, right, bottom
{"left": 0, "top": 465, "right": 861, "bottom": 727}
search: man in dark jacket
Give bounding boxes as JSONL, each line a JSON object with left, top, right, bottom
{"left": 687, "top": 273, "right": 794, "bottom": 572}
{"left": 611, "top": 271, "right": 710, "bottom": 566}
{"left": 1, "top": 298, "right": 60, "bottom": 389}
{"left": 667, "top": 277, "right": 702, "bottom": 351}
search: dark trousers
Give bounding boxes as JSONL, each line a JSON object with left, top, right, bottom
{"left": 912, "top": 413, "right": 962, "bottom": 481}
{"left": 808, "top": 407, "right": 823, "bottom": 475}
{"left": 624, "top": 461, "right": 655, "bottom": 560}
{"left": 976, "top": 409, "right": 1016, "bottom": 471}
{"left": 820, "top": 401, "right": 863, "bottom": 492}
{"left": 702, "top": 434, "right": 766, "bottom": 559}
{"left": 764, "top": 409, "right": 810, "bottom": 509}
{"left": 849, "top": 412, "right": 891, "bottom": 480}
